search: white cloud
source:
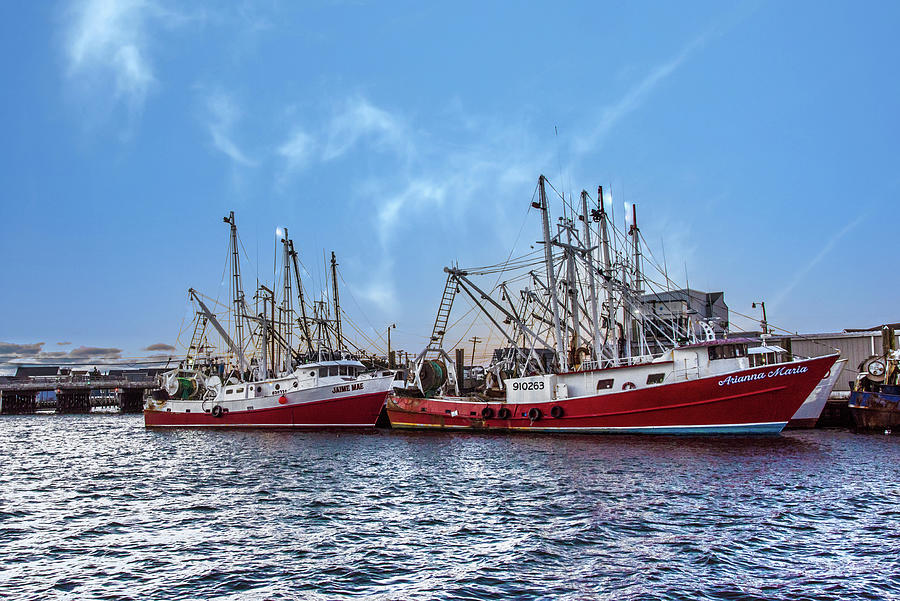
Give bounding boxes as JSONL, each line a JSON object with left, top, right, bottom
{"left": 205, "top": 90, "right": 257, "bottom": 166}
{"left": 64, "top": 0, "right": 161, "bottom": 112}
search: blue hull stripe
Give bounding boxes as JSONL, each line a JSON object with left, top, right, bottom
{"left": 391, "top": 421, "right": 788, "bottom": 435}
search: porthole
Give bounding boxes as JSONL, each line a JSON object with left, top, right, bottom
{"left": 309, "top": 371, "right": 315, "bottom": 377}
{"left": 275, "top": 384, "right": 280, "bottom": 390}
{"left": 293, "top": 381, "right": 298, "bottom": 388}
{"left": 257, "top": 386, "right": 262, "bottom": 392}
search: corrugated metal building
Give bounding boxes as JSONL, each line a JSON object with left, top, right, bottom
{"left": 780, "top": 331, "right": 897, "bottom": 393}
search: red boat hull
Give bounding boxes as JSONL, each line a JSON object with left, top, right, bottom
{"left": 144, "top": 390, "right": 389, "bottom": 428}
{"left": 387, "top": 355, "right": 838, "bottom": 434}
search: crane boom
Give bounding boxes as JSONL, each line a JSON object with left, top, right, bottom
{"left": 190, "top": 288, "right": 249, "bottom": 373}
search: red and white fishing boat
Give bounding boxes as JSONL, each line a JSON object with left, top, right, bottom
{"left": 145, "top": 359, "right": 394, "bottom": 428}
{"left": 388, "top": 341, "right": 836, "bottom": 434}
{"left": 387, "top": 175, "right": 836, "bottom": 435}
{"left": 144, "top": 212, "right": 394, "bottom": 428}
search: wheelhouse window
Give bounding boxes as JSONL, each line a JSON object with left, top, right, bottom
{"left": 339, "top": 366, "right": 348, "bottom": 376}
{"left": 750, "top": 351, "right": 777, "bottom": 367}
{"left": 597, "top": 378, "right": 614, "bottom": 390}
{"left": 329, "top": 367, "right": 339, "bottom": 377}
{"left": 708, "top": 344, "right": 747, "bottom": 361}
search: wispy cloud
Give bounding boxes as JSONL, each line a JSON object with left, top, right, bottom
{"left": 319, "top": 102, "right": 545, "bottom": 311}
{"left": 771, "top": 214, "right": 867, "bottom": 308}
{"left": 204, "top": 90, "right": 257, "bottom": 166}
{"left": 323, "top": 97, "right": 411, "bottom": 161}
{"left": 276, "top": 129, "right": 315, "bottom": 182}
{"left": 276, "top": 97, "right": 412, "bottom": 184}
{"left": 574, "top": 28, "right": 717, "bottom": 155}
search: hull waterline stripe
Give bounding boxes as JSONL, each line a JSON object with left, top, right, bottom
{"left": 145, "top": 423, "right": 374, "bottom": 428}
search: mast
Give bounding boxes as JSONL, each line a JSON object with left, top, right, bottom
{"left": 581, "top": 190, "right": 602, "bottom": 362}
{"left": 330, "top": 251, "right": 343, "bottom": 352}
{"left": 597, "top": 186, "right": 616, "bottom": 360}
{"left": 537, "top": 175, "right": 567, "bottom": 372}
{"left": 630, "top": 203, "right": 643, "bottom": 295}
{"left": 563, "top": 220, "right": 580, "bottom": 355}
{"left": 224, "top": 211, "right": 246, "bottom": 368}
{"left": 258, "top": 285, "right": 276, "bottom": 379}
{"left": 281, "top": 229, "right": 292, "bottom": 371}
{"left": 629, "top": 204, "right": 646, "bottom": 356}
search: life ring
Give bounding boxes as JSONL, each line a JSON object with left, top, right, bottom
{"left": 528, "top": 407, "right": 542, "bottom": 421}
{"left": 481, "top": 407, "right": 494, "bottom": 419}
{"left": 498, "top": 407, "right": 512, "bottom": 420}
{"left": 211, "top": 405, "right": 224, "bottom": 418}
{"left": 278, "top": 395, "right": 288, "bottom": 405}
{"left": 550, "top": 405, "right": 564, "bottom": 419}
{"left": 622, "top": 382, "right": 636, "bottom": 391}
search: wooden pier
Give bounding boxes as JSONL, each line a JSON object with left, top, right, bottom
{"left": 0, "top": 374, "right": 157, "bottom": 414}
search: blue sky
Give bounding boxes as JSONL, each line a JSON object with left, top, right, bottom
{"left": 1, "top": 1, "right": 899, "bottom": 368}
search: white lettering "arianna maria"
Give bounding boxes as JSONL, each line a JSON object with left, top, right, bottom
{"left": 718, "top": 365, "right": 808, "bottom": 386}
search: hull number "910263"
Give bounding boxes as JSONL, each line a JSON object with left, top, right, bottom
{"left": 512, "top": 380, "right": 545, "bottom": 391}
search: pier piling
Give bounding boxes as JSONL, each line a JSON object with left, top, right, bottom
{"left": 56, "top": 389, "right": 91, "bottom": 414}
{"left": 117, "top": 390, "right": 144, "bottom": 413}
{"left": 0, "top": 391, "right": 37, "bottom": 414}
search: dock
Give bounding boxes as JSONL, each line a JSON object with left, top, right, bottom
{"left": 0, "top": 371, "right": 158, "bottom": 414}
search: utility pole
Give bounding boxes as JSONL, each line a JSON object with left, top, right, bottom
{"left": 469, "top": 336, "right": 482, "bottom": 363}
{"left": 752, "top": 301, "right": 768, "bottom": 335}
{"left": 387, "top": 324, "right": 396, "bottom": 368}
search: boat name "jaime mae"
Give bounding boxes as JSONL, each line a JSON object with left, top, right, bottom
{"left": 718, "top": 365, "right": 809, "bottom": 386}
{"left": 333, "top": 382, "right": 365, "bottom": 394}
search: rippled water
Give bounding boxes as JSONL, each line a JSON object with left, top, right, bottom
{"left": 1, "top": 416, "right": 899, "bottom": 600}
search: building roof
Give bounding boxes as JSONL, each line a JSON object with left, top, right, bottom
{"left": 14, "top": 366, "right": 59, "bottom": 377}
